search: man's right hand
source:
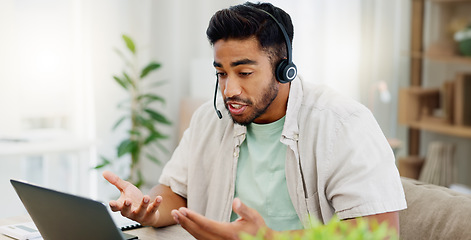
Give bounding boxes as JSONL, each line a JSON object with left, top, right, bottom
{"left": 102, "top": 170, "right": 161, "bottom": 226}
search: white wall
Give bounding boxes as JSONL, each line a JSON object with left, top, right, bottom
{"left": 0, "top": 0, "right": 91, "bottom": 218}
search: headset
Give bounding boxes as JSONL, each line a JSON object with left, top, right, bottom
{"left": 213, "top": 6, "right": 297, "bottom": 119}
{"left": 260, "top": 8, "right": 297, "bottom": 84}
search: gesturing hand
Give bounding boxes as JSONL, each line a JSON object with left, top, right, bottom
{"left": 102, "top": 170, "right": 162, "bottom": 226}
{"left": 171, "top": 198, "right": 272, "bottom": 240}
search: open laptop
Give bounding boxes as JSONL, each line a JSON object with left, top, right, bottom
{"left": 10, "top": 179, "right": 138, "bottom": 240}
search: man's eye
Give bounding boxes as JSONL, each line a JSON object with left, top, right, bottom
{"left": 216, "top": 72, "right": 227, "bottom": 78}
{"left": 240, "top": 72, "right": 253, "bottom": 76}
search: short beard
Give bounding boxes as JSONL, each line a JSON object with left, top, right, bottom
{"left": 225, "top": 78, "right": 279, "bottom": 126}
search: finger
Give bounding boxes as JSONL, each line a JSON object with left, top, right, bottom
{"left": 233, "top": 198, "right": 259, "bottom": 223}
{"left": 109, "top": 200, "right": 123, "bottom": 212}
{"left": 146, "top": 196, "right": 162, "bottom": 215}
{"left": 132, "top": 195, "right": 151, "bottom": 219}
{"left": 178, "top": 208, "right": 232, "bottom": 238}
{"left": 120, "top": 199, "right": 133, "bottom": 217}
{"left": 102, "top": 170, "right": 129, "bottom": 192}
{"left": 171, "top": 209, "right": 181, "bottom": 224}
{"left": 172, "top": 209, "right": 216, "bottom": 240}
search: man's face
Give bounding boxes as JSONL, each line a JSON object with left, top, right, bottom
{"left": 213, "top": 38, "right": 281, "bottom": 126}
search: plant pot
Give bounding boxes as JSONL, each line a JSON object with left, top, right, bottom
{"left": 458, "top": 39, "right": 471, "bottom": 57}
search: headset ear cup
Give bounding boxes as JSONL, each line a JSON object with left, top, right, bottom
{"left": 276, "top": 59, "right": 289, "bottom": 83}
{"left": 276, "top": 60, "right": 297, "bottom": 83}
{"left": 284, "top": 62, "right": 297, "bottom": 82}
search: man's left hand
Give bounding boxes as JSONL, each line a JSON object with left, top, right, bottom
{"left": 171, "top": 198, "right": 271, "bottom": 240}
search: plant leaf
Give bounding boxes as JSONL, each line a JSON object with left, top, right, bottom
{"left": 113, "top": 47, "right": 126, "bottom": 60}
{"left": 148, "top": 80, "right": 168, "bottom": 88}
{"left": 145, "top": 153, "right": 161, "bottom": 165}
{"left": 112, "top": 116, "right": 127, "bottom": 130}
{"left": 154, "top": 140, "right": 170, "bottom": 154}
{"left": 135, "top": 170, "right": 144, "bottom": 188}
{"left": 140, "top": 62, "right": 161, "bottom": 79}
{"left": 117, "top": 139, "right": 138, "bottom": 158}
{"left": 144, "top": 109, "right": 172, "bottom": 125}
{"left": 138, "top": 93, "right": 165, "bottom": 105}
{"left": 117, "top": 101, "right": 130, "bottom": 109}
{"left": 128, "top": 130, "right": 141, "bottom": 136}
{"left": 131, "top": 150, "right": 140, "bottom": 165}
{"left": 122, "top": 34, "right": 136, "bottom": 54}
{"left": 113, "top": 76, "right": 128, "bottom": 90}
{"left": 136, "top": 115, "right": 156, "bottom": 132}
{"left": 123, "top": 71, "right": 136, "bottom": 89}
{"left": 113, "top": 48, "right": 133, "bottom": 68}
{"left": 144, "top": 131, "right": 168, "bottom": 145}
{"left": 93, "top": 156, "right": 111, "bottom": 169}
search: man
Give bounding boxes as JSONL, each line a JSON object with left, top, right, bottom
{"left": 103, "top": 2, "right": 407, "bottom": 239}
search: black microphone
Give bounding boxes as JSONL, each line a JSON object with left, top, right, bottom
{"left": 214, "top": 76, "right": 222, "bottom": 119}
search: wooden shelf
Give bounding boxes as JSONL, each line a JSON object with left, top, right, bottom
{"left": 409, "top": 51, "right": 471, "bottom": 65}
{"left": 407, "top": 121, "right": 471, "bottom": 138}
{"left": 429, "top": 0, "right": 471, "bottom": 3}
{"left": 399, "top": 85, "right": 471, "bottom": 139}
{"left": 405, "top": 0, "right": 471, "bottom": 156}
{"left": 425, "top": 53, "right": 471, "bottom": 65}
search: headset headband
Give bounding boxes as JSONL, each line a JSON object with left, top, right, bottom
{"left": 255, "top": 8, "right": 293, "bottom": 65}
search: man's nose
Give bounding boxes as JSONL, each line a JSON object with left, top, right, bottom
{"left": 223, "top": 76, "right": 242, "bottom": 98}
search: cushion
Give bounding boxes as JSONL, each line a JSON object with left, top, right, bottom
{"left": 399, "top": 177, "right": 471, "bottom": 239}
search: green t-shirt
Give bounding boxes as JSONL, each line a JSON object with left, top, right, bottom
{"left": 230, "top": 116, "right": 303, "bottom": 231}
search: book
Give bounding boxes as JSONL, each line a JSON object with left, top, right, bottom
{"left": 454, "top": 73, "right": 471, "bottom": 126}
{"left": 0, "top": 222, "right": 42, "bottom": 240}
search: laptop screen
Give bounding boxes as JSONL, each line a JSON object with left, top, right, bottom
{"left": 10, "top": 179, "right": 137, "bottom": 240}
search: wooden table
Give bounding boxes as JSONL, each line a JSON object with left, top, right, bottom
{"left": 0, "top": 215, "right": 195, "bottom": 240}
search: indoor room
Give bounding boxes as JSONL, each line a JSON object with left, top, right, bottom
{"left": 0, "top": 0, "right": 471, "bottom": 239}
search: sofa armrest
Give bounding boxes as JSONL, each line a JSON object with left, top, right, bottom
{"left": 399, "top": 177, "right": 471, "bottom": 240}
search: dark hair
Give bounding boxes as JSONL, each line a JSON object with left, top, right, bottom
{"left": 206, "top": 2, "right": 294, "bottom": 69}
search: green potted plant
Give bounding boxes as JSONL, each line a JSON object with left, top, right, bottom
{"left": 454, "top": 25, "right": 471, "bottom": 57}
{"left": 95, "top": 34, "right": 171, "bottom": 188}
{"left": 240, "top": 216, "right": 398, "bottom": 240}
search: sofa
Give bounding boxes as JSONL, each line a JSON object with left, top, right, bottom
{"left": 399, "top": 177, "right": 471, "bottom": 239}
